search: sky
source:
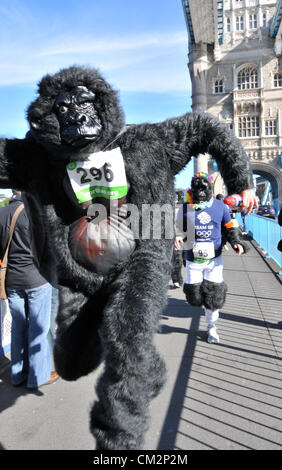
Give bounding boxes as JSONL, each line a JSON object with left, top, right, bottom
{"left": 0, "top": 0, "right": 194, "bottom": 196}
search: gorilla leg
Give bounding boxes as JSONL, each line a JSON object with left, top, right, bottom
{"left": 201, "top": 279, "right": 227, "bottom": 311}
{"left": 90, "top": 252, "right": 169, "bottom": 450}
{"left": 171, "top": 250, "right": 183, "bottom": 286}
{"left": 54, "top": 286, "right": 105, "bottom": 380}
{"left": 183, "top": 282, "right": 203, "bottom": 306}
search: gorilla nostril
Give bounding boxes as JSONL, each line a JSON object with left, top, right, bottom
{"left": 67, "top": 113, "right": 87, "bottom": 125}
{"left": 77, "top": 113, "right": 87, "bottom": 124}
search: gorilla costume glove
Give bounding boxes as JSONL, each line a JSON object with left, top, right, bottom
{"left": 223, "top": 219, "right": 249, "bottom": 254}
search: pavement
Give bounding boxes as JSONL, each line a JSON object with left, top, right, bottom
{"left": 0, "top": 235, "right": 282, "bottom": 451}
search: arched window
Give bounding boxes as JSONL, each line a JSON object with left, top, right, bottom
{"left": 236, "top": 16, "right": 244, "bottom": 31}
{"left": 214, "top": 79, "right": 224, "bottom": 94}
{"left": 249, "top": 14, "right": 257, "bottom": 29}
{"left": 265, "top": 120, "right": 277, "bottom": 135}
{"left": 273, "top": 72, "right": 282, "bottom": 88}
{"left": 238, "top": 116, "right": 260, "bottom": 137}
{"left": 237, "top": 66, "right": 258, "bottom": 90}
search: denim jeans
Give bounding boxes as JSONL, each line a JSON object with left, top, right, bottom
{"left": 7, "top": 283, "right": 52, "bottom": 388}
{"left": 47, "top": 287, "right": 59, "bottom": 351}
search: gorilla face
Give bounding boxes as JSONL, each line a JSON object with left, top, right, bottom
{"left": 54, "top": 86, "right": 102, "bottom": 148}
{"left": 191, "top": 176, "right": 213, "bottom": 202}
{"left": 27, "top": 66, "right": 126, "bottom": 158}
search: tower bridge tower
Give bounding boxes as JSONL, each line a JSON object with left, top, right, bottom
{"left": 182, "top": 0, "right": 282, "bottom": 211}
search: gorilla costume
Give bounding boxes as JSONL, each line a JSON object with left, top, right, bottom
{"left": 176, "top": 173, "right": 249, "bottom": 343}
{"left": 0, "top": 65, "right": 254, "bottom": 449}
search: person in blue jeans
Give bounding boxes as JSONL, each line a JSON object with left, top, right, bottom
{"left": 0, "top": 190, "right": 59, "bottom": 389}
{"left": 48, "top": 287, "right": 59, "bottom": 351}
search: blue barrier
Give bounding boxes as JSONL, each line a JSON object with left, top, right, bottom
{"left": 236, "top": 213, "right": 282, "bottom": 271}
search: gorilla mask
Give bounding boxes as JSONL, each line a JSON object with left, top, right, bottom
{"left": 27, "top": 66, "right": 126, "bottom": 159}
{"left": 54, "top": 86, "right": 102, "bottom": 147}
{"left": 191, "top": 173, "right": 213, "bottom": 202}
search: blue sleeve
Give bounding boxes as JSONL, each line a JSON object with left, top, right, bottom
{"left": 222, "top": 203, "right": 232, "bottom": 224}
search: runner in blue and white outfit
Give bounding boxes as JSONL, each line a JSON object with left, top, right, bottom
{"left": 175, "top": 172, "right": 248, "bottom": 344}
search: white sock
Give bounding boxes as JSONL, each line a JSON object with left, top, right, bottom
{"left": 204, "top": 308, "right": 219, "bottom": 329}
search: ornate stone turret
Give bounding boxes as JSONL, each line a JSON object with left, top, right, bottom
{"left": 182, "top": 0, "right": 282, "bottom": 210}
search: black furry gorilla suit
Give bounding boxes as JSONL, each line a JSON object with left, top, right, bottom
{"left": 0, "top": 65, "right": 253, "bottom": 449}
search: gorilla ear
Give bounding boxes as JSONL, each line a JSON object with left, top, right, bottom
{"left": 30, "top": 118, "right": 41, "bottom": 130}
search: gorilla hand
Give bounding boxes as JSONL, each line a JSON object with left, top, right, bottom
{"left": 233, "top": 244, "right": 244, "bottom": 255}
{"left": 240, "top": 189, "right": 258, "bottom": 215}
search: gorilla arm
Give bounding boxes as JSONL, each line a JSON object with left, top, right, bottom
{"left": 151, "top": 112, "right": 257, "bottom": 213}
{"left": 0, "top": 137, "right": 33, "bottom": 191}
{"left": 223, "top": 220, "right": 249, "bottom": 255}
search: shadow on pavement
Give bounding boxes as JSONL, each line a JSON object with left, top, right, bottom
{"left": 158, "top": 298, "right": 202, "bottom": 450}
{"left": 0, "top": 356, "right": 44, "bottom": 415}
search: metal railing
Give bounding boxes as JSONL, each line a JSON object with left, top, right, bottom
{"left": 236, "top": 212, "right": 282, "bottom": 272}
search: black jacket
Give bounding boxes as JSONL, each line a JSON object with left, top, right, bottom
{"left": 0, "top": 194, "right": 46, "bottom": 289}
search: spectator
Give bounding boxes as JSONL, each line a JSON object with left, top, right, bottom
{"left": 0, "top": 190, "right": 58, "bottom": 389}
{"left": 48, "top": 287, "right": 59, "bottom": 351}
{"left": 216, "top": 194, "right": 229, "bottom": 250}
{"left": 277, "top": 207, "right": 282, "bottom": 253}
{"left": 171, "top": 249, "right": 184, "bottom": 288}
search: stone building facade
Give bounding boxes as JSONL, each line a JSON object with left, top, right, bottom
{"left": 182, "top": 0, "right": 282, "bottom": 211}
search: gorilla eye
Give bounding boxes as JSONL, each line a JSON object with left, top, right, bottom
{"left": 80, "top": 102, "right": 91, "bottom": 108}
{"left": 59, "top": 105, "right": 68, "bottom": 114}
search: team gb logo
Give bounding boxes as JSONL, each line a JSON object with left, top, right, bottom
{"left": 197, "top": 211, "right": 211, "bottom": 225}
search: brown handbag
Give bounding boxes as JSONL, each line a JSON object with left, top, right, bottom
{"left": 0, "top": 204, "right": 24, "bottom": 300}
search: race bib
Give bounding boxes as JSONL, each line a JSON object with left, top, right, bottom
{"left": 193, "top": 241, "right": 215, "bottom": 263}
{"left": 67, "top": 148, "right": 128, "bottom": 204}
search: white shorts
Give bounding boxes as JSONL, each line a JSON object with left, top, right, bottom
{"left": 186, "top": 255, "right": 224, "bottom": 284}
